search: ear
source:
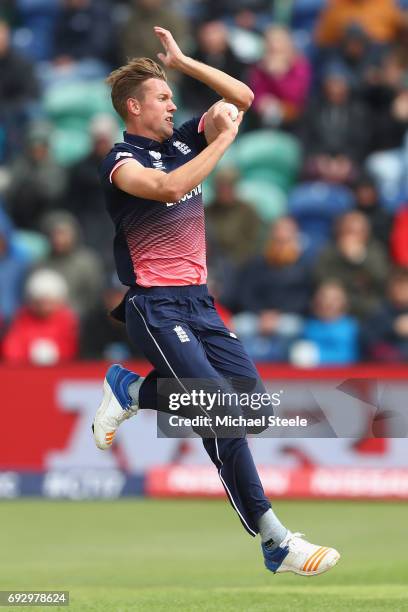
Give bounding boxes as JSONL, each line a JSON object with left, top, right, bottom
{"left": 127, "top": 98, "right": 141, "bottom": 117}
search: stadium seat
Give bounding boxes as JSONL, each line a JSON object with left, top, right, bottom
{"left": 44, "top": 80, "right": 115, "bottom": 164}
{"left": 231, "top": 130, "right": 302, "bottom": 193}
{"left": 50, "top": 127, "right": 91, "bottom": 166}
{"left": 366, "top": 149, "right": 408, "bottom": 212}
{"left": 236, "top": 179, "right": 287, "bottom": 223}
{"left": 202, "top": 179, "right": 214, "bottom": 205}
{"left": 288, "top": 181, "right": 355, "bottom": 256}
{"left": 14, "top": 0, "right": 59, "bottom": 62}
{"left": 288, "top": 0, "right": 327, "bottom": 58}
{"left": 227, "top": 26, "right": 264, "bottom": 64}
{"left": 44, "top": 80, "right": 112, "bottom": 121}
{"left": 13, "top": 229, "right": 49, "bottom": 262}
{"left": 291, "top": 0, "right": 327, "bottom": 30}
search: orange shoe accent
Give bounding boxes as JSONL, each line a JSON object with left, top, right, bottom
{"left": 303, "top": 547, "right": 326, "bottom": 572}
{"left": 311, "top": 548, "right": 331, "bottom": 572}
{"left": 307, "top": 547, "right": 329, "bottom": 573}
{"left": 302, "top": 546, "right": 323, "bottom": 572}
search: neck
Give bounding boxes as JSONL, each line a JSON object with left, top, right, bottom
{"left": 126, "top": 122, "right": 164, "bottom": 143}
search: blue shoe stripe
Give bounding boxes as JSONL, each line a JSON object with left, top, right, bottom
{"left": 262, "top": 543, "right": 290, "bottom": 573}
{"left": 106, "top": 364, "right": 140, "bottom": 410}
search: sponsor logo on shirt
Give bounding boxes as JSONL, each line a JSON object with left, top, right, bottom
{"left": 166, "top": 184, "right": 202, "bottom": 207}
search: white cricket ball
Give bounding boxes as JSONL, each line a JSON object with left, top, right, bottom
{"left": 224, "top": 102, "right": 239, "bottom": 122}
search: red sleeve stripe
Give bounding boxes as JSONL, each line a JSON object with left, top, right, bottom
{"left": 197, "top": 112, "right": 207, "bottom": 133}
{"left": 109, "top": 158, "right": 140, "bottom": 184}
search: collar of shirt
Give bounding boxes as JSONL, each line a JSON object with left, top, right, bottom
{"left": 124, "top": 131, "right": 176, "bottom": 156}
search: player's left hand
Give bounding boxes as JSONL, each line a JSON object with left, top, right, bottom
{"left": 154, "top": 26, "right": 185, "bottom": 68}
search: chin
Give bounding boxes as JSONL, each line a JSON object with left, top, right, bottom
{"left": 164, "top": 124, "right": 174, "bottom": 138}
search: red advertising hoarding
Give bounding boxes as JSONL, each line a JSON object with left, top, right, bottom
{"left": 1, "top": 363, "right": 407, "bottom": 499}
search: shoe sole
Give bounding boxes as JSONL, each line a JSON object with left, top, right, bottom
{"left": 92, "top": 378, "right": 116, "bottom": 451}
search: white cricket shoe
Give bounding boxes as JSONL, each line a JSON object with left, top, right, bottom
{"left": 262, "top": 531, "right": 340, "bottom": 576}
{"left": 92, "top": 364, "right": 141, "bottom": 450}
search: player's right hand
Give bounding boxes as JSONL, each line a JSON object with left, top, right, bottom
{"left": 212, "top": 102, "right": 244, "bottom": 140}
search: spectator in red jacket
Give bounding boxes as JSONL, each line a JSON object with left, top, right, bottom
{"left": 249, "top": 26, "right": 311, "bottom": 129}
{"left": 2, "top": 269, "right": 78, "bottom": 365}
{"left": 390, "top": 205, "right": 408, "bottom": 267}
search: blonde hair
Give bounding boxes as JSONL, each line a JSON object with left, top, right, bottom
{"left": 106, "top": 58, "right": 167, "bottom": 120}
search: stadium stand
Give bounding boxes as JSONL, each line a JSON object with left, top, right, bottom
{"left": 0, "top": 0, "right": 407, "bottom": 365}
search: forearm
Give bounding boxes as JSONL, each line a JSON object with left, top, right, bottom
{"left": 114, "top": 130, "right": 238, "bottom": 202}
{"left": 174, "top": 55, "right": 254, "bottom": 111}
{"left": 162, "top": 132, "right": 234, "bottom": 201}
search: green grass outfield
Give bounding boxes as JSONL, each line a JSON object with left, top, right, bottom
{"left": 0, "top": 499, "right": 407, "bottom": 612}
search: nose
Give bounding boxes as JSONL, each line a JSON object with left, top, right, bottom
{"left": 168, "top": 100, "right": 177, "bottom": 112}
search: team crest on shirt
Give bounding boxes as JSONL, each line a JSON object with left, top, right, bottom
{"left": 172, "top": 140, "right": 191, "bottom": 155}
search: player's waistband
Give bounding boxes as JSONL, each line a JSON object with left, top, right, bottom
{"left": 129, "top": 283, "right": 210, "bottom": 298}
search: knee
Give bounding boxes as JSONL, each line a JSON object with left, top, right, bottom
{"left": 203, "top": 436, "right": 248, "bottom": 464}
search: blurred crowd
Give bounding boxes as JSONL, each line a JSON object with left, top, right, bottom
{"left": 1, "top": 0, "right": 408, "bottom": 366}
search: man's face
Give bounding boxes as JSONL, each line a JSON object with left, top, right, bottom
{"left": 64, "top": 0, "right": 89, "bottom": 9}
{"left": 324, "top": 76, "right": 349, "bottom": 104}
{"left": 390, "top": 278, "right": 408, "bottom": 309}
{"left": 337, "top": 213, "right": 369, "bottom": 244}
{"left": 356, "top": 184, "right": 377, "bottom": 208}
{"left": 0, "top": 234, "right": 6, "bottom": 256}
{"left": 198, "top": 21, "right": 228, "bottom": 54}
{"left": 29, "top": 297, "right": 60, "bottom": 318}
{"left": 0, "top": 21, "right": 10, "bottom": 56}
{"left": 51, "top": 224, "right": 76, "bottom": 254}
{"left": 135, "top": 78, "right": 177, "bottom": 141}
{"left": 137, "top": 0, "right": 163, "bottom": 10}
{"left": 313, "top": 284, "right": 347, "bottom": 321}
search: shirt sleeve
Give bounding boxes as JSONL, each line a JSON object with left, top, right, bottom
{"left": 174, "top": 117, "right": 208, "bottom": 154}
{"left": 100, "top": 148, "right": 142, "bottom": 186}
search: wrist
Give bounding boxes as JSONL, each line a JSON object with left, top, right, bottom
{"left": 172, "top": 53, "right": 190, "bottom": 71}
{"left": 216, "top": 130, "right": 235, "bottom": 146}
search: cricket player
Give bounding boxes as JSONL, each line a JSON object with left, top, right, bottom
{"left": 93, "top": 26, "right": 340, "bottom": 576}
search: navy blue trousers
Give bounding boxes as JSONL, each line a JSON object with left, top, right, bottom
{"left": 124, "top": 284, "right": 272, "bottom": 536}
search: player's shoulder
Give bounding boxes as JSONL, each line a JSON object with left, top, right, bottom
{"left": 107, "top": 141, "right": 146, "bottom": 163}
{"left": 100, "top": 141, "right": 146, "bottom": 181}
